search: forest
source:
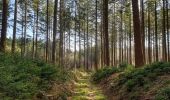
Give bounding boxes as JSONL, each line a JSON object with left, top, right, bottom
{"left": 0, "top": 0, "right": 170, "bottom": 100}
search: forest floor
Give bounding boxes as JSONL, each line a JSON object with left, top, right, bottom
{"left": 70, "top": 71, "right": 106, "bottom": 100}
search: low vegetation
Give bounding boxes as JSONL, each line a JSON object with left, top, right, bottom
{"left": 0, "top": 53, "right": 71, "bottom": 99}
{"left": 92, "top": 62, "right": 170, "bottom": 100}
{"left": 155, "top": 86, "right": 170, "bottom": 100}
{"left": 91, "top": 67, "right": 119, "bottom": 84}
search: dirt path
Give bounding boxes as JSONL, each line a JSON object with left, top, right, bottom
{"left": 71, "top": 71, "right": 106, "bottom": 100}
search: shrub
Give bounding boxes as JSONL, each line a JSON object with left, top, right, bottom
{"left": 0, "top": 53, "right": 70, "bottom": 99}
{"left": 119, "top": 62, "right": 128, "bottom": 70}
{"left": 155, "top": 87, "right": 170, "bottom": 100}
{"left": 111, "top": 62, "right": 170, "bottom": 94}
{"left": 92, "top": 67, "right": 119, "bottom": 83}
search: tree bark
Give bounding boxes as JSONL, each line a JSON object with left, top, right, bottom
{"left": 132, "top": 0, "right": 144, "bottom": 67}
{"left": 94, "top": 0, "right": 98, "bottom": 70}
{"left": 162, "top": 0, "right": 167, "bottom": 61}
{"left": 35, "top": 1, "right": 39, "bottom": 58}
{"left": 46, "top": 0, "right": 49, "bottom": 62}
{"left": 23, "top": 0, "right": 27, "bottom": 56}
{"left": 148, "top": 5, "right": 151, "bottom": 64}
{"left": 166, "top": 0, "right": 170, "bottom": 61}
{"left": 11, "top": 0, "right": 18, "bottom": 53}
{"left": 59, "top": 0, "right": 64, "bottom": 65}
{"left": 0, "top": 0, "right": 8, "bottom": 52}
{"left": 141, "top": 0, "right": 145, "bottom": 64}
{"left": 52, "top": 0, "right": 58, "bottom": 63}
{"left": 155, "top": 1, "right": 158, "bottom": 62}
{"left": 103, "top": 0, "right": 110, "bottom": 66}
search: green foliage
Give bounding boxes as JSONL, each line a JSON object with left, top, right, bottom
{"left": 107, "top": 62, "right": 170, "bottom": 100}
{"left": 91, "top": 67, "right": 119, "bottom": 83}
{"left": 114, "top": 62, "right": 170, "bottom": 92}
{"left": 119, "top": 62, "right": 129, "bottom": 70}
{"left": 0, "top": 53, "right": 70, "bottom": 99}
{"left": 155, "top": 87, "right": 170, "bottom": 100}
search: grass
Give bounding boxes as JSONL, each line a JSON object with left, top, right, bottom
{"left": 0, "top": 53, "right": 71, "bottom": 99}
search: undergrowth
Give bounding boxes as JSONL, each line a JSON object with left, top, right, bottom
{"left": 0, "top": 53, "right": 70, "bottom": 99}
{"left": 115, "top": 62, "right": 170, "bottom": 91}
{"left": 112, "top": 62, "right": 170, "bottom": 99}
{"left": 92, "top": 62, "right": 170, "bottom": 100}
{"left": 91, "top": 67, "right": 119, "bottom": 83}
{"left": 155, "top": 86, "right": 170, "bottom": 100}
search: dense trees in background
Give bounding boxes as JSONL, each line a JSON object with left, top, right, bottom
{"left": 0, "top": 0, "right": 170, "bottom": 69}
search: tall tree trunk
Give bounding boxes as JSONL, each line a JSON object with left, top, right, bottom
{"left": 100, "top": 0, "right": 104, "bottom": 68}
{"left": 23, "top": 0, "right": 27, "bottom": 56}
{"left": 86, "top": 6, "right": 89, "bottom": 70}
{"left": 162, "top": 0, "right": 167, "bottom": 61}
{"left": 111, "top": 17, "right": 114, "bottom": 66}
{"left": 90, "top": 34, "right": 92, "bottom": 69}
{"left": 166, "top": 0, "right": 170, "bottom": 61}
{"left": 94, "top": 0, "right": 98, "bottom": 70}
{"left": 103, "top": 0, "right": 110, "bottom": 66}
{"left": 11, "top": 0, "right": 18, "bottom": 53}
{"left": 52, "top": 0, "right": 58, "bottom": 63}
{"left": 46, "top": 0, "right": 49, "bottom": 62}
{"left": 129, "top": 8, "right": 132, "bottom": 65}
{"left": 141, "top": 0, "right": 145, "bottom": 64}
{"left": 148, "top": 5, "right": 151, "bottom": 64}
{"left": 132, "top": 0, "right": 144, "bottom": 67}
{"left": 83, "top": 22, "right": 86, "bottom": 69}
{"left": 0, "top": 0, "right": 8, "bottom": 52}
{"left": 68, "top": 10, "right": 71, "bottom": 52}
{"left": 59, "top": 0, "right": 64, "bottom": 66}
{"left": 35, "top": 2, "right": 39, "bottom": 58}
{"left": 78, "top": 18, "right": 81, "bottom": 68}
{"left": 119, "top": 9, "right": 122, "bottom": 64}
{"left": 78, "top": 3, "right": 81, "bottom": 68}
{"left": 113, "top": 2, "right": 116, "bottom": 66}
{"left": 74, "top": 1, "right": 77, "bottom": 69}
{"left": 155, "top": 1, "right": 158, "bottom": 62}
{"left": 21, "top": 13, "right": 24, "bottom": 56}
{"left": 32, "top": 13, "right": 35, "bottom": 58}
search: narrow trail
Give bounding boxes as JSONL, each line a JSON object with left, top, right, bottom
{"left": 71, "top": 71, "right": 106, "bottom": 100}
